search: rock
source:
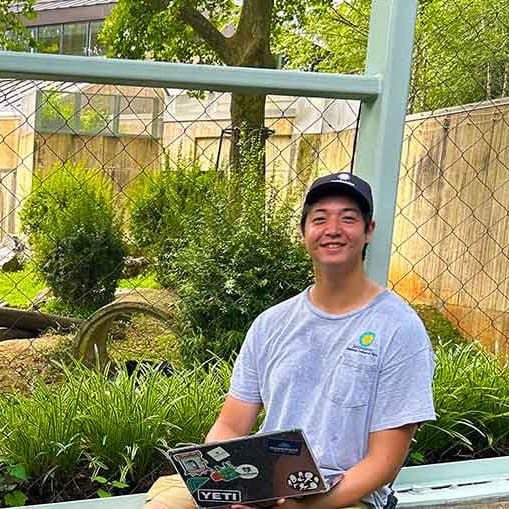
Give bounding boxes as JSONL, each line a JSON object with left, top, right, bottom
{"left": 30, "top": 287, "right": 53, "bottom": 310}
{"left": 0, "top": 235, "right": 31, "bottom": 272}
{"left": 122, "top": 256, "right": 150, "bottom": 279}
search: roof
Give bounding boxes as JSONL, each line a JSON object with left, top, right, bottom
{"left": 34, "top": 0, "right": 115, "bottom": 11}
{"left": 0, "top": 79, "right": 81, "bottom": 114}
{"left": 12, "top": 0, "right": 116, "bottom": 14}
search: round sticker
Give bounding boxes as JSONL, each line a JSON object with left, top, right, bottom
{"left": 236, "top": 464, "right": 259, "bottom": 479}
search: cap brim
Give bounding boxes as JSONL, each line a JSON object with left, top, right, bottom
{"left": 305, "top": 182, "right": 372, "bottom": 216}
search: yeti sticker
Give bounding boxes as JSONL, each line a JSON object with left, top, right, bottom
{"left": 197, "top": 489, "right": 241, "bottom": 503}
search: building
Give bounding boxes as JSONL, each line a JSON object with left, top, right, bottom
{"left": 12, "top": 0, "right": 116, "bottom": 56}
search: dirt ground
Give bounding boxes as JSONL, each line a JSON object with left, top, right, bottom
{"left": 0, "top": 288, "right": 177, "bottom": 393}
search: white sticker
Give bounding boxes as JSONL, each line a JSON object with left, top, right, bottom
{"left": 197, "top": 489, "right": 241, "bottom": 503}
{"left": 207, "top": 446, "right": 230, "bottom": 462}
{"left": 174, "top": 451, "right": 209, "bottom": 476}
{"left": 287, "top": 471, "right": 320, "bottom": 491}
{"left": 236, "top": 464, "right": 259, "bottom": 479}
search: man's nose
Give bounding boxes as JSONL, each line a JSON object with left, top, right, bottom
{"left": 325, "top": 220, "right": 342, "bottom": 236}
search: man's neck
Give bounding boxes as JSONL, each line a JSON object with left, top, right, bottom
{"left": 309, "top": 266, "right": 383, "bottom": 315}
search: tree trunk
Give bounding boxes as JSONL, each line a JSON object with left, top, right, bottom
{"left": 0, "top": 306, "right": 82, "bottom": 333}
{"left": 503, "top": 62, "right": 509, "bottom": 97}
{"left": 226, "top": 0, "right": 275, "bottom": 175}
{"left": 228, "top": 94, "right": 268, "bottom": 174}
{"left": 177, "top": 0, "right": 276, "bottom": 174}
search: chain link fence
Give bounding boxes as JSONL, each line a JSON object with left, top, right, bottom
{"left": 0, "top": 0, "right": 509, "bottom": 503}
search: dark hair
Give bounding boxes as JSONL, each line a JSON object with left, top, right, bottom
{"left": 300, "top": 193, "right": 372, "bottom": 261}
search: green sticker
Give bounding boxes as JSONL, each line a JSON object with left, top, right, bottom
{"left": 218, "top": 463, "right": 240, "bottom": 481}
{"left": 187, "top": 476, "right": 209, "bottom": 493}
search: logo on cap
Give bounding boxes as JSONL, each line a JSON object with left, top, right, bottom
{"left": 338, "top": 173, "right": 350, "bottom": 181}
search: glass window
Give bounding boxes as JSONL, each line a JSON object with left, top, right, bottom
{"left": 62, "top": 22, "right": 87, "bottom": 55}
{"left": 38, "top": 25, "right": 61, "bottom": 54}
{"left": 88, "top": 20, "right": 105, "bottom": 56}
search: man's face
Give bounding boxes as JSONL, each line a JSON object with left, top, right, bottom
{"left": 302, "top": 194, "right": 374, "bottom": 270}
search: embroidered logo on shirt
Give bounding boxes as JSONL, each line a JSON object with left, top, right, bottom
{"left": 359, "top": 332, "right": 376, "bottom": 348}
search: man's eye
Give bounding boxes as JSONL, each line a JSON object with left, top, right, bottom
{"left": 343, "top": 216, "right": 356, "bottom": 222}
{"left": 312, "top": 216, "right": 326, "bottom": 223}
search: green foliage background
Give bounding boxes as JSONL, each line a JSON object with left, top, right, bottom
{"left": 20, "top": 162, "right": 126, "bottom": 311}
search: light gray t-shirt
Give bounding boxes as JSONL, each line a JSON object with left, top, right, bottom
{"left": 229, "top": 288, "right": 436, "bottom": 508}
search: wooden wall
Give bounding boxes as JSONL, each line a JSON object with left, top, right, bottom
{"left": 34, "top": 132, "right": 163, "bottom": 192}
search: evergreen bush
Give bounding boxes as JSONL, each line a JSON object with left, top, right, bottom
{"left": 128, "top": 158, "right": 213, "bottom": 259}
{"left": 164, "top": 165, "right": 313, "bottom": 365}
{"left": 20, "top": 162, "right": 126, "bottom": 311}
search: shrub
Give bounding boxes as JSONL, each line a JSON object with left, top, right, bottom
{"left": 163, "top": 166, "right": 313, "bottom": 365}
{"left": 413, "top": 304, "right": 467, "bottom": 349}
{"left": 20, "top": 162, "right": 126, "bottom": 311}
{"left": 128, "top": 158, "right": 214, "bottom": 258}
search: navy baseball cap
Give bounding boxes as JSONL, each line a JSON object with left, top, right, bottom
{"left": 301, "top": 172, "right": 374, "bottom": 229}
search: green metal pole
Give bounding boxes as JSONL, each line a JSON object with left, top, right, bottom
{"left": 354, "top": 0, "right": 418, "bottom": 286}
{"left": 0, "top": 51, "right": 381, "bottom": 101}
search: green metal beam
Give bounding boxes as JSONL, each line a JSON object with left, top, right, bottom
{"left": 354, "top": 0, "right": 418, "bottom": 286}
{"left": 0, "top": 51, "right": 381, "bottom": 101}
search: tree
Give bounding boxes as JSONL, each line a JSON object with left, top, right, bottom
{"left": 1, "top": 0, "right": 37, "bottom": 51}
{"left": 100, "top": 0, "right": 333, "bottom": 172}
{"left": 276, "top": 0, "right": 509, "bottom": 113}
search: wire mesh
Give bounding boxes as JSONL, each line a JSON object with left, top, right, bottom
{"left": 1, "top": 0, "right": 509, "bottom": 504}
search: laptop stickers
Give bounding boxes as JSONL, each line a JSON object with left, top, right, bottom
{"left": 168, "top": 430, "right": 327, "bottom": 508}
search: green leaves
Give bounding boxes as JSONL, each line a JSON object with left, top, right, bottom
{"left": 0, "top": 460, "right": 29, "bottom": 507}
{"left": 7, "top": 465, "right": 27, "bottom": 482}
{"left": 4, "top": 490, "right": 28, "bottom": 507}
{"left": 0, "top": 359, "right": 231, "bottom": 503}
{"left": 19, "top": 161, "right": 126, "bottom": 312}
{"left": 162, "top": 162, "right": 313, "bottom": 365}
{"left": 92, "top": 475, "right": 129, "bottom": 497}
{"left": 414, "top": 341, "right": 509, "bottom": 463}
{"left": 0, "top": 0, "right": 38, "bottom": 52}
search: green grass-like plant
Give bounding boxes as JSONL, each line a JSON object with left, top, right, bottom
{"left": 0, "top": 359, "right": 231, "bottom": 502}
{"left": 415, "top": 341, "right": 509, "bottom": 463}
{"left": 0, "top": 264, "right": 44, "bottom": 308}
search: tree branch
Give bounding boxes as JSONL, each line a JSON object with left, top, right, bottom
{"left": 177, "top": 5, "right": 231, "bottom": 64}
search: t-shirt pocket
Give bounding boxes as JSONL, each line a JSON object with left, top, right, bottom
{"left": 326, "top": 356, "right": 377, "bottom": 408}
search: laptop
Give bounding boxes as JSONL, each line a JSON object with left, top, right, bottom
{"left": 168, "top": 429, "right": 333, "bottom": 508}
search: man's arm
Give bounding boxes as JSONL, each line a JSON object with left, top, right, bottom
{"left": 303, "top": 423, "right": 416, "bottom": 509}
{"left": 206, "top": 395, "right": 262, "bottom": 443}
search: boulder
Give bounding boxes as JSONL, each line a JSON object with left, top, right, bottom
{"left": 0, "top": 235, "right": 31, "bottom": 272}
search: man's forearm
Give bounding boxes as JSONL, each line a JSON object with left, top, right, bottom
{"left": 205, "top": 419, "right": 248, "bottom": 444}
{"left": 309, "top": 455, "right": 399, "bottom": 509}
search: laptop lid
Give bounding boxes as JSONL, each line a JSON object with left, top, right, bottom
{"left": 168, "top": 430, "right": 328, "bottom": 509}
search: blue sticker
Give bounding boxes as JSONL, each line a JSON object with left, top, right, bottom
{"left": 187, "top": 476, "right": 209, "bottom": 493}
{"left": 267, "top": 439, "right": 302, "bottom": 456}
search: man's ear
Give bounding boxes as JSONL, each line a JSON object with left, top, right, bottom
{"left": 366, "top": 220, "right": 375, "bottom": 242}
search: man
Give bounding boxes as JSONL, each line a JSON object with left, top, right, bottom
{"left": 145, "top": 172, "right": 436, "bottom": 509}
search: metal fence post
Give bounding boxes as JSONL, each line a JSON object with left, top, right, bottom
{"left": 354, "top": 0, "right": 418, "bottom": 286}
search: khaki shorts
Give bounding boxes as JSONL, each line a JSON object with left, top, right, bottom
{"left": 144, "top": 474, "right": 372, "bottom": 509}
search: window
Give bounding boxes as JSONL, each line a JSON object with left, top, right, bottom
{"left": 62, "top": 22, "right": 87, "bottom": 56}
{"left": 38, "top": 25, "right": 61, "bottom": 54}
{"left": 88, "top": 21, "right": 105, "bottom": 56}
{"left": 30, "top": 21, "right": 105, "bottom": 56}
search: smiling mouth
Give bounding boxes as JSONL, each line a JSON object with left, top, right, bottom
{"left": 320, "top": 243, "right": 346, "bottom": 248}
